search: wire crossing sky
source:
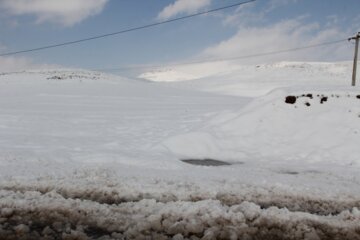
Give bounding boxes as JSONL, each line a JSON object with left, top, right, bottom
{"left": 94, "top": 38, "right": 348, "bottom": 72}
{"left": 0, "top": 0, "right": 359, "bottom": 72}
{"left": 0, "top": 0, "right": 255, "bottom": 57}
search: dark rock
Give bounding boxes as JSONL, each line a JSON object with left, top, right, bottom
{"left": 305, "top": 102, "right": 311, "bottom": 107}
{"left": 356, "top": 95, "right": 360, "bottom": 99}
{"left": 285, "top": 96, "right": 297, "bottom": 104}
{"left": 320, "top": 97, "right": 328, "bottom": 104}
{"left": 306, "top": 94, "right": 313, "bottom": 99}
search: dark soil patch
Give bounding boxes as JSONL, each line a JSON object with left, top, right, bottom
{"left": 47, "top": 76, "right": 63, "bottom": 80}
{"left": 286, "top": 93, "right": 360, "bottom": 106}
{"left": 278, "top": 170, "right": 300, "bottom": 175}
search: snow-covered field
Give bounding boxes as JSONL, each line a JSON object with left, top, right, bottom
{"left": 1, "top": 62, "right": 360, "bottom": 239}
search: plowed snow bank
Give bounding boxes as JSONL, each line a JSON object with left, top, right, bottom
{"left": 1, "top": 184, "right": 360, "bottom": 240}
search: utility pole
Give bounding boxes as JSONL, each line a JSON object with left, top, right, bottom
{"left": 349, "top": 32, "right": 360, "bottom": 86}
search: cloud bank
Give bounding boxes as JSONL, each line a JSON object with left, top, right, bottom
{"left": 200, "top": 1, "right": 353, "bottom": 64}
{"left": 0, "top": 0, "right": 108, "bottom": 26}
{"left": 0, "top": 56, "right": 52, "bottom": 72}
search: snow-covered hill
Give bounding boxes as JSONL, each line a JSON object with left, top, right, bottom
{"left": 1, "top": 66, "right": 360, "bottom": 239}
{"left": 140, "top": 61, "right": 355, "bottom": 96}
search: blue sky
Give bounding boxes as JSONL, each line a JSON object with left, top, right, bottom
{"left": 0, "top": 0, "right": 359, "bottom": 74}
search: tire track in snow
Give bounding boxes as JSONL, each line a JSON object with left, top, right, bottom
{"left": 1, "top": 181, "right": 360, "bottom": 216}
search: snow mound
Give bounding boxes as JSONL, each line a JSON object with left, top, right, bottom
{"left": 161, "top": 88, "right": 360, "bottom": 166}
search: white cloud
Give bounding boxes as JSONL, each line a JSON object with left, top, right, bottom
{"left": 0, "top": 0, "right": 108, "bottom": 26}
{"left": 223, "top": 4, "right": 264, "bottom": 27}
{"left": 157, "top": 0, "right": 211, "bottom": 20}
{"left": 201, "top": 18, "right": 352, "bottom": 64}
{"left": 223, "top": 0, "right": 297, "bottom": 27}
{"left": 197, "top": 0, "right": 353, "bottom": 63}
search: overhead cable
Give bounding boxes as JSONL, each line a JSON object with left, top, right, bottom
{"left": 95, "top": 38, "right": 347, "bottom": 72}
{"left": 0, "top": 0, "right": 255, "bottom": 57}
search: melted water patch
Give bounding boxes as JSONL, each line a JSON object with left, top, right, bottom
{"left": 181, "top": 158, "right": 232, "bottom": 166}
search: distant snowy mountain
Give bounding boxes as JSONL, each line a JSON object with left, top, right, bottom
{"left": 0, "top": 69, "right": 118, "bottom": 82}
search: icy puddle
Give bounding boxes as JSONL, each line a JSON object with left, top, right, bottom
{"left": 181, "top": 158, "right": 232, "bottom": 166}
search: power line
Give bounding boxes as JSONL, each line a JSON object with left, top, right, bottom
{"left": 94, "top": 38, "right": 347, "bottom": 72}
{"left": 0, "top": 38, "right": 347, "bottom": 75}
{"left": 0, "top": 0, "right": 255, "bottom": 57}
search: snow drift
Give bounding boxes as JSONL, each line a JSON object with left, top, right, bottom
{"left": 161, "top": 88, "right": 360, "bottom": 166}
